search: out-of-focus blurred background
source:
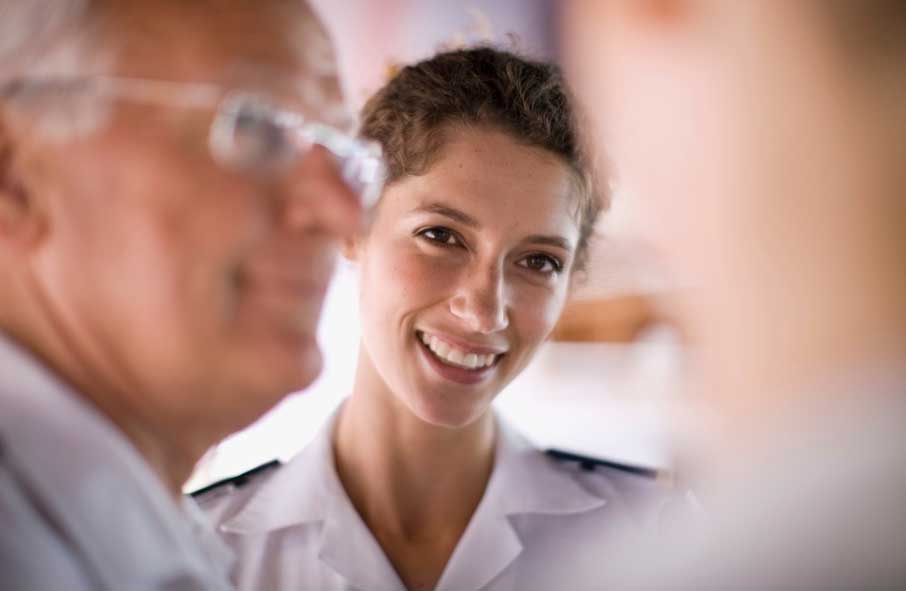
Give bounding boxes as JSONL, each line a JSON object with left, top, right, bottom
{"left": 186, "top": 0, "right": 684, "bottom": 491}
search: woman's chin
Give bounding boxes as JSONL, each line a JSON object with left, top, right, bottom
{"left": 407, "top": 394, "right": 490, "bottom": 430}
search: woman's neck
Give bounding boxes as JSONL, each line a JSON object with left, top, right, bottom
{"left": 334, "top": 373, "right": 496, "bottom": 538}
{"left": 332, "top": 357, "right": 497, "bottom": 590}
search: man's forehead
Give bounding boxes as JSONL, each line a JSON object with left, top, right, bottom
{"left": 102, "top": 0, "right": 349, "bottom": 127}
{"left": 207, "top": 62, "right": 351, "bottom": 131}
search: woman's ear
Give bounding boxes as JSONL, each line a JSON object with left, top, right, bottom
{"left": 341, "top": 232, "right": 363, "bottom": 262}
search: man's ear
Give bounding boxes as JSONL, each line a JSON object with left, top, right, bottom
{"left": 0, "top": 113, "right": 46, "bottom": 250}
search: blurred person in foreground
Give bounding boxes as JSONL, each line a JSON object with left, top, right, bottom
{"left": 564, "top": 0, "right": 906, "bottom": 587}
{"left": 0, "top": 1, "right": 382, "bottom": 588}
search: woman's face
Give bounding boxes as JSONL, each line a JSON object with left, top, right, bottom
{"left": 352, "top": 126, "right": 581, "bottom": 428}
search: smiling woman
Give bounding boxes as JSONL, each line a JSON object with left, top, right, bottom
{"left": 356, "top": 125, "right": 580, "bottom": 429}
{"left": 197, "top": 47, "right": 678, "bottom": 591}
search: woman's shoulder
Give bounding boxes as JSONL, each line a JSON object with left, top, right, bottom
{"left": 542, "top": 448, "right": 665, "bottom": 495}
{"left": 497, "top": 418, "right": 666, "bottom": 493}
{"left": 495, "top": 420, "right": 681, "bottom": 528}
{"left": 543, "top": 448, "right": 661, "bottom": 480}
{"left": 191, "top": 417, "right": 339, "bottom": 531}
{"left": 189, "top": 459, "right": 283, "bottom": 525}
{"left": 540, "top": 448, "right": 678, "bottom": 521}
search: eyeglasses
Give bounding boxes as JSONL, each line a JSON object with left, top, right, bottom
{"left": 0, "top": 76, "right": 387, "bottom": 209}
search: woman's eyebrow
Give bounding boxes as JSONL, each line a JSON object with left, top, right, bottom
{"left": 409, "top": 202, "right": 480, "bottom": 228}
{"left": 410, "top": 202, "right": 572, "bottom": 250}
{"left": 524, "top": 235, "right": 573, "bottom": 252}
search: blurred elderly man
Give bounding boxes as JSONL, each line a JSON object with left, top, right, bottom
{"left": 564, "top": 0, "right": 906, "bottom": 588}
{"left": 0, "top": 1, "right": 383, "bottom": 588}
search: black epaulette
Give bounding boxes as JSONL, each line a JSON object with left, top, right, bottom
{"left": 545, "top": 449, "right": 659, "bottom": 479}
{"left": 189, "top": 459, "right": 281, "bottom": 498}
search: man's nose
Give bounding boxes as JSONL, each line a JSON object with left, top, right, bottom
{"left": 280, "top": 145, "right": 362, "bottom": 236}
{"left": 448, "top": 263, "right": 510, "bottom": 334}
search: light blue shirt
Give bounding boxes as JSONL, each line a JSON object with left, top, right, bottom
{"left": 0, "top": 333, "right": 233, "bottom": 590}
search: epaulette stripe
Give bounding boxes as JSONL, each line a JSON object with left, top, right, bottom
{"left": 545, "top": 449, "right": 659, "bottom": 479}
{"left": 189, "top": 459, "right": 280, "bottom": 498}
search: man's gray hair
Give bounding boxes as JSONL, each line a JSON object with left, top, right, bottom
{"left": 1, "top": 0, "right": 345, "bottom": 140}
{"left": 0, "top": 1, "right": 118, "bottom": 140}
{"left": 0, "top": 1, "right": 112, "bottom": 80}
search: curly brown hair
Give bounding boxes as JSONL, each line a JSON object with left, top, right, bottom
{"left": 359, "top": 46, "right": 602, "bottom": 272}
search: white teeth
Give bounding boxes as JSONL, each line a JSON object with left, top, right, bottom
{"left": 419, "top": 332, "right": 499, "bottom": 371}
{"left": 448, "top": 348, "right": 465, "bottom": 365}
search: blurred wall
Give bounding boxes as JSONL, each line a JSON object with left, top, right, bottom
{"left": 310, "top": 0, "right": 558, "bottom": 112}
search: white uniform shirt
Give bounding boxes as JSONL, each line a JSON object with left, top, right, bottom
{"left": 197, "top": 410, "right": 676, "bottom": 590}
{"left": 0, "top": 333, "right": 234, "bottom": 590}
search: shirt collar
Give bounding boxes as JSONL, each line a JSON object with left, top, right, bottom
{"left": 491, "top": 415, "right": 608, "bottom": 516}
{"left": 221, "top": 410, "right": 608, "bottom": 535}
{"left": 221, "top": 406, "right": 408, "bottom": 588}
{"left": 433, "top": 416, "right": 607, "bottom": 590}
{"left": 220, "top": 408, "right": 610, "bottom": 590}
{"left": 219, "top": 409, "right": 339, "bottom": 533}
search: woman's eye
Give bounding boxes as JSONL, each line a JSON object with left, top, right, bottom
{"left": 417, "top": 227, "right": 460, "bottom": 246}
{"left": 518, "top": 254, "right": 562, "bottom": 275}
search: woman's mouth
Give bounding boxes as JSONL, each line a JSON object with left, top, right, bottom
{"left": 415, "top": 330, "right": 506, "bottom": 385}
{"left": 418, "top": 331, "right": 503, "bottom": 369}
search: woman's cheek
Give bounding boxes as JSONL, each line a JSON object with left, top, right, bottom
{"left": 511, "top": 284, "right": 567, "bottom": 345}
{"left": 373, "top": 245, "right": 459, "bottom": 310}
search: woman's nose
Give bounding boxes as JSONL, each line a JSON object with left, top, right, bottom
{"left": 448, "top": 265, "right": 510, "bottom": 334}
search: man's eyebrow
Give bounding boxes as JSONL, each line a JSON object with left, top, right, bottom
{"left": 410, "top": 203, "right": 480, "bottom": 228}
{"left": 524, "top": 235, "right": 573, "bottom": 252}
